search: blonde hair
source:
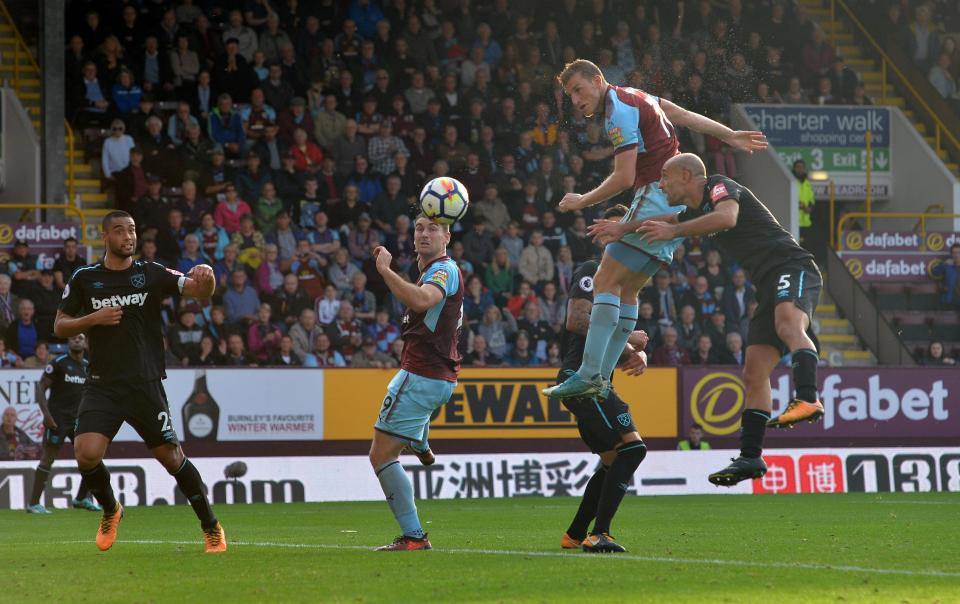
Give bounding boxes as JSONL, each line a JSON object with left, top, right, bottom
{"left": 558, "top": 59, "right": 603, "bottom": 86}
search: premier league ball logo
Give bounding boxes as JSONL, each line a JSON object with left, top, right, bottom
{"left": 131, "top": 273, "right": 146, "bottom": 288}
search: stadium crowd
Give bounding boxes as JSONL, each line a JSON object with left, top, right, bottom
{"left": 4, "top": 0, "right": 895, "bottom": 368}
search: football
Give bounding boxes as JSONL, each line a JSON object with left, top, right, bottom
{"left": 418, "top": 176, "right": 470, "bottom": 224}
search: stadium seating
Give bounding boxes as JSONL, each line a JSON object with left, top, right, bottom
{"left": 3, "top": 0, "right": 939, "bottom": 370}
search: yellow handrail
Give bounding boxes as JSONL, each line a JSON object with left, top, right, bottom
{"left": 0, "top": 0, "right": 78, "bottom": 205}
{"left": 0, "top": 203, "right": 96, "bottom": 245}
{"left": 835, "top": 211, "right": 960, "bottom": 250}
{"left": 831, "top": 0, "right": 960, "bottom": 157}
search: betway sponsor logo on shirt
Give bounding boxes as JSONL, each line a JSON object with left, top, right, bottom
{"left": 64, "top": 374, "right": 86, "bottom": 385}
{"left": 90, "top": 292, "right": 149, "bottom": 309}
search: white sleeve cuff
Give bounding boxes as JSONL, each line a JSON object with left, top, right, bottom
{"left": 178, "top": 276, "right": 186, "bottom": 294}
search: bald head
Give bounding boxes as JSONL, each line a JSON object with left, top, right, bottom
{"left": 660, "top": 153, "right": 709, "bottom": 207}
{"left": 664, "top": 153, "right": 707, "bottom": 177}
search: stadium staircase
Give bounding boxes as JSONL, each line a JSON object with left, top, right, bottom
{"left": 869, "top": 281, "right": 959, "bottom": 362}
{"left": 814, "top": 290, "right": 876, "bottom": 366}
{"left": 0, "top": 2, "right": 106, "bottom": 253}
{"left": 801, "top": 0, "right": 960, "bottom": 178}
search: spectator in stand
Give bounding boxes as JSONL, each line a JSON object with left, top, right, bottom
{"left": 929, "top": 53, "right": 960, "bottom": 109}
{"left": 463, "top": 275, "right": 495, "bottom": 330}
{"left": 22, "top": 340, "right": 50, "bottom": 368}
{"left": 347, "top": 155, "right": 383, "bottom": 203}
{"left": 114, "top": 146, "right": 147, "bottom": 214}
{"left": 168, "top": 309, "right": 204, "bottom": 366}
{"left": 156, "top": 207, "right": 189, "bottom": 264}
{"left": 223, "top": 269, "right": 259, "bottom": 327}
{"left": 538, "top": 282, "right": 566, "bottom": 334}
{"left": 484, "top": 247, "right": 515, "bottom": 306}
{"left": 222, "top": 9, "right": 258, "bottom": 62}
{"left": 287, "top": 308, "right": 323, "bottom": 361}
{"left": 932, "top": 243, "right": 960, "bottom": 307}
{"left": 635, "top": 301, "right": 660, "bottom": 354}
{"left": 721, "top": 269, "right": 755, "bottom": 326}
{"left": 247, "top": 303, "right": 283, "bottom": 364}
{"left": 314, "top": 94, "right": 347, "bottom": 150}
{"left": 519, "top": 230, "right": 554, "bottom": 291}
{"left": 52, "top": 237, "right": 85, "bottom": 291}
{"left": 291, "top": 127, "right": 325, "bottom": 173}
{"left": 267, "top": 334, "right": 302, "bottom": 367}
{"left": 505, "top": 330, "right": 539, "bottom": 367}
{"left": 70, "top": 61, "right": 110, "bottom": 127}
{"left": 813, "top": 77, "right": 841, "bottom": 105}
{"left": 802, "top": 28, "right": 835, "bottom": 87}
{"left": 472, "top": 184, "right": 511, "bottom": 237}
{"left": 140, "top": 115, "right": 178, "bottom": 182}
{"left": 699, "top": 249, "right": 729, "bottom": 298}
{"left": 254, "top": 123, "right": 288, "bottom": 173}
{"left": 177, "top": 234, "right": 207, "bottom": 274}
{"left": 259, "top": 12, "right": 293, "bottom": 62}
{"left": 327, "top": 303, "right": 364, "bottom": 356}
{"left": 922, "top": 341, "right": 956, "bottom": 365}
{"left": 461, "top": 221, "right": 495, "bottom": 272}
{"left": 254, "top": 244, "right": 284, "bottom": 296}
{"left": 232, "top": 214, "right": 268, "bottom": 269}
{"left": 652, "top": 326, "right": 690, "bottom": 367}
{"left": 905, "top": 5, "right": 940, "bottom": 69}
{"left": 252, "top": 181, "right": 284, "bottom": 233}
{"left": 368, "top": 308, "right": 400, "bottom": 352}
{"left": 316, "top": 284, "right": 341, "bottom": 326}
{"left": 348, "top": 213, "right": 383, "bottom": 264}
{"left": 308, "top": 333, "right": 346, "bottom": 368}
{"left": 208, "top": 93, "right": 246, "bottom": 157}
{"left": 681, "top": 276, "right": 718, "bottom": 321}
{"left": 517, "top": 302, "right": 553, "bottom": 361}
{"left": 705, "top": 312, "right": 735, "bottom": 353}
{"left": 170, "top": 32, "right": 200, "bottom": 95}
{"left": 279, "top": 97, "right": 316, "bottom": 147}
{"left": 328, "top": 248, "right": 361, "bottom": 295}
{"left": 177, "top": 180, "right": 211, "bottom": 232}
{"left": 4, "top": 299, "right": 38, "bottom": 359}
{"left": 25, "top": 270, "right": 60, "bottom": 339}
{"left": 111, "top": 69, "right": 143, "bottom": 118}
{"left": 101, "top": 119, "right": 136, "bottom": 181}
{"left": 350, "top": 337, "right": 398, "bottom": 368}
{"left": 271, "top": 272, "right": 312, "bottom": 329}
{"left": 0, "top": 337, "right": 19, "bottom": 367}
{"left": 689, "top": 334, "right": 719, "bottom": 365}
{"left": 677, "top": 424, "right": 711, "bottom": 451}
{"left": 214, "top": 184, "right": 253, "bottom": 234}
{"left": 505, "top": 280, "right": 538, "bottom": 319}
{"left": 676, "top": 304, "right": 702, "bottom": 354}
{"left": 464, "top": 334, "right": 503, "bottom": 367}
{"left": 344, "top": 272, "right": 377, "bottom": 323}
{"left": 195, "top": 212, "right": 230, "bottom": 263}
{"left": 8, "top": 240, "right": 40, "bottom": 297}
{"left": 224, "top": 333, "right": 258, "bottom": 366}
{"left": 478, "top": 305, "right": 516, "bottom": 359}
{"left": 195, "top": 334, "right": 225, "bottom": 366}
{"left": 1, "top": 405, "right": 37, "bottom": 459}
{"left": 719, "top": 332, "right": 746, "bottom": 366}
{"left": 645, "top": 270, "right": 679, "bottom": 327}
{"left": 0, "top": 276, "right": 16, "bottom": 334}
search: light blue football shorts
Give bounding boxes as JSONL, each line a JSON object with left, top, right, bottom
{"left": 374, "top": 369, "right": 456, "bottom": 447}
{"left": 609, "top": 181, "right": 685, "bottom": 269}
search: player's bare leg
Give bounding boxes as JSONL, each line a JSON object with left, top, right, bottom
{"left": 27, "top": 444, "right": 60, "bottom": 514}
{"left": 767, "top": 302, "right": 824, "bottom": 428}
{"left": 370, "top": 429, "right": 432, "bottom": 551}
{"left": 709, "top": 345, "right": 781, "bottom": 486}
{"left": 75, "top": 432, "right": 123, "bottom": 550}
{"left": 545, "top": 255, "right": 649, "bottom": 399}
{"left": 152, "top": 443, "right": 225, "bottom": 553}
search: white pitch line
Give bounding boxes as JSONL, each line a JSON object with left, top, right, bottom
{"left": 54, "top": 539, "right": 960, "bottom": 579}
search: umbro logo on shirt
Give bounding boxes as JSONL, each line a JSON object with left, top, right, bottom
{"left": 90, "top": 292, "right": 149, "bottom": 309}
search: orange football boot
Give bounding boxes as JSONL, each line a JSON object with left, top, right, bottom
{"left": 96, "top": 503, "right": 123, "bottom": 551}
{"left": 767, "top": 399, "right": 825, "bottom": 429}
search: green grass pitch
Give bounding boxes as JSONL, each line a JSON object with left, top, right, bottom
{"left": 3, "top": 493, "right": 958, "bottom": 603}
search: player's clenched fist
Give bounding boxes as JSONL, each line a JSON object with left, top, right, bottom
{"left": 373, "top": 246, "right": 393, "bottom": 273}
{"left": 558, "top": 193, "right": 583, "bottom": 213}
{"left": 188, "top": 264, "right": 215, "bottom": 283}
{"left": 90, "top": 306, "right": 123, "bottom": 326}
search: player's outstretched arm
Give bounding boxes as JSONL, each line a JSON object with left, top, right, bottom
{"left": 558, "top": 146, "right": 637, "bottom": 212}
{"left": 374, "top": 247, "right": 444, "bottom": 313}
{"left": 565, "top": 298, "right": 592, "bottom": 335}
{"left": 659, "top": 99, "right": 768, "bottom": 153}
{"left": 182, "top": 264, "right": 216, "bottom": 299}
{"left": 637, "top": 200, "right": 739, "bottom": 242}
{"left": 53, "top": 307, "right": 122, "bottom": 338}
